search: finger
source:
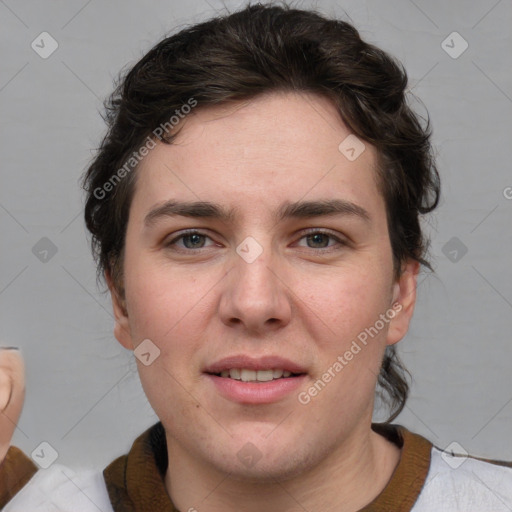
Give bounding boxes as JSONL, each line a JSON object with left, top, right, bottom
{"left": 0, "top": 347, "right": 25, "bottom": 464}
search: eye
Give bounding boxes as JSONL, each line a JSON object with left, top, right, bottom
{"left": 164, "top": 229, "right": 347, "bottom": 253}
{"left": 296, "top": 229, "right": 347, "bottom": 251}
{"left": 165, "top": 230, "right": 216, "bottom": 251}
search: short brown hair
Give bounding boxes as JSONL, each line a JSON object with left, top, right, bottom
{"left": 83, "top": 2, "right": 440, "bottom": 422}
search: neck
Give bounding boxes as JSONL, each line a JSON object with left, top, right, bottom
{"left": 164, "top": 423, "right": 401, "bottom": 512}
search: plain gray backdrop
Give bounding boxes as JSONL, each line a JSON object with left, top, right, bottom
{"left": 1, "top": 0, "right": 511, "bottom": 470}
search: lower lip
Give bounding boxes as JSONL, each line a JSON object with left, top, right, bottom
{"left": 205, "top": 374, "right": 307, "bottom": 404}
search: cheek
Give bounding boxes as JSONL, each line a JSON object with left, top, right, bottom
{"left": 123, "top": 258, "right": 215, "bottom": 383}
{"left": 304, "top": 264, "right": 393, "bottom": 341}
{"left": 297, "top": 272, "right": 392, "bottom": 421}
{"left": 125, "top": 267, "right": 209, "bottom": 423}
{"left": 299, "top": 262, "right": 394, "bottom": 407}
{"left": 123, "top": 250, "right": 205, "bottom": 337}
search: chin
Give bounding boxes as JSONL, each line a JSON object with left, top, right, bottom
{"left": 207, "top": 436, "right": 322, "bottom": 483}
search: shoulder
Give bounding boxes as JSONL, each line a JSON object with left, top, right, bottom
{"left": 413, "top": 446, "right": 512, "bottom": 511}
{"left": 4, "top": 462, "right": 113, "bottom": 512}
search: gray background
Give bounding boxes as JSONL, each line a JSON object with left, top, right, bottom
{"left": 1, "top": 0, "right": 511, "bottom": 470}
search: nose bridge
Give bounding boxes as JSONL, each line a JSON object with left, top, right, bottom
{"left": 220, "top": 232, "right": 291, "bottom": 330}
{"left": 233, "top": 233, "right": 279, "bottom": 301}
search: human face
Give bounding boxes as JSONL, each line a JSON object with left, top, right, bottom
{"left": 110, "top": 91, "right": 418, "bottom": 480}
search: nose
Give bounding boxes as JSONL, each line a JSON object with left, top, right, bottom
{"left": 218, "top": 242, "right": 292, "bottom": 334}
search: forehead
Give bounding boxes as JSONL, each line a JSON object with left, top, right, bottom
{"left": 132, "top": 91, "right": 383, "bottom": 223}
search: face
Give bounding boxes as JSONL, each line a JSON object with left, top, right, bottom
{"left": 110, "top": 91, "right": 418, "bottom": 480}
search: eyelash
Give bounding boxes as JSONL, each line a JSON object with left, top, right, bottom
{"left": 165, "top": 228, "right": 348, "bottom": 254}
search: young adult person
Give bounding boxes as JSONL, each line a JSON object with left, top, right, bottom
{"left": 1, "top": 3, "right": 511, "bottom": 511}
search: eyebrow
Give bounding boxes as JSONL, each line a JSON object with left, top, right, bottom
{"left": 144, "top": 198, "right": 371, "bottom": 227}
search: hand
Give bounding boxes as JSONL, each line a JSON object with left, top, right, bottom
{"left": 0, "top": 348, "right": 25, "bottom": 464}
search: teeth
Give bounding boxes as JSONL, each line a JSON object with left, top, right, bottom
{"left": 256, "top": 370, "right": 274, "bottom": 381}
{"left": 240, "top": 369, "right": 256, "bottom": 382}
{"left": 217, "top": 368, "right": 297, "bottom": 382}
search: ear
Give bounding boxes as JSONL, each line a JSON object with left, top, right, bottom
{"left": 386, "top": 259, "right": 420, "bottom": 346}
{"left": 105, "top": 270, "right": 134, "bottom": 350}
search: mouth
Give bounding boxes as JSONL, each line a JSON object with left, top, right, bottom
{"left": 203, "top": 355, "right": 308, "bottom": 404}
{"left": 206, "top": 368, "right": 305, "bottom": 382}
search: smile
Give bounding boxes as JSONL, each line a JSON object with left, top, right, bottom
{"left": 205, "top": 372, "right": 307, "bottom": 404}
{"left": 215, "top": 368, "right": 302, "bottom": 382}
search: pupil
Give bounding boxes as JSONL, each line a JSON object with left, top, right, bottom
{"left": 185, "top": 234, "right": 204, "bottom": 248}
{"left": 309, "top": 233, "right": 328, "bottom": 248}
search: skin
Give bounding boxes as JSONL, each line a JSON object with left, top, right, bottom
{"left": 0, "top": 348, "right": 25, "bottom": 464}
{"left": 109, "top": 91, "right": 419, "bottom": 512}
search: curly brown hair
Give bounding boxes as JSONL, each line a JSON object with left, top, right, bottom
{"left": 82, "top": 2, "right": 440, "bottom": 422}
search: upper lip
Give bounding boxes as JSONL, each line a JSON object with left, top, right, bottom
{"left": 204, "top": 355, "right": 307, "bottom": 374}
